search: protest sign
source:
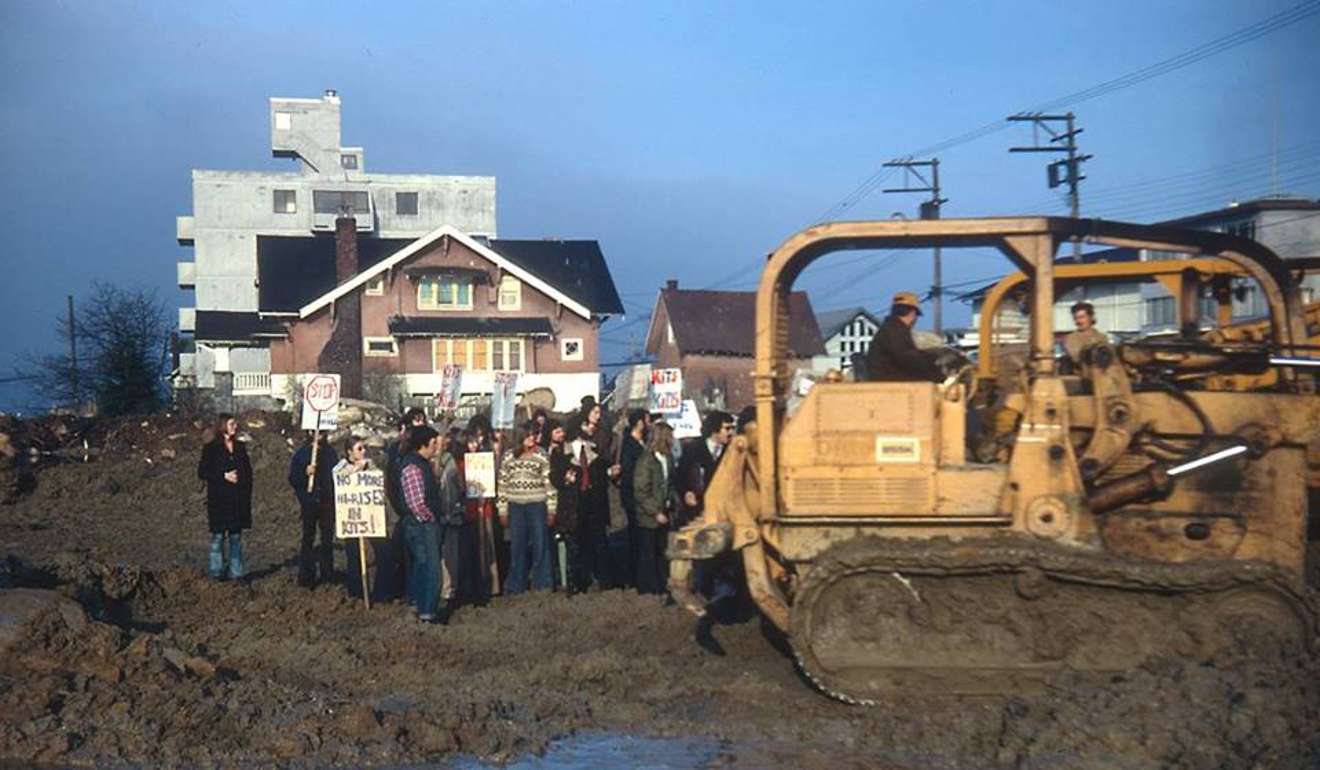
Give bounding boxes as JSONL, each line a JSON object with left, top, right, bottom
{"left": 648, "top": 368, "right": 683, "bottom": 415}
{"left": 333, "top": 469, "right": 388, "bottom": 539}
{"left": 464, "top": 451, "right": 496, "bottom": 498}
{"left": 333, "top": 467, "right": 386, "bottom": 609}
{"left": 670, "top": 399, "right": 703, "bottom": 439}
{"left": 300, "top": 374, "right": 341, "bottom": 431}
{"left": 492, "top": 371, "right": 519, "bottom": 429}
{"left": 437, "top": 364, "right": 463, "bottom": 410}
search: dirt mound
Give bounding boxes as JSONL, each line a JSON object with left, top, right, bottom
{"left": 0, "top": 409, "right": 1317, "bottom": 768}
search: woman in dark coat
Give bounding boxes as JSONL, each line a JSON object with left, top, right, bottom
{"left": 197, "top": 413, "right": 253, "bottom": 581}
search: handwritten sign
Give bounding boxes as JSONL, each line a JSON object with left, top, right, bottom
{"left": 333, "top": 469, "right": 388, "bottom": 538}
{"left": 670, "top": 399, "right": 703, "bottom": 440}
{"left": 437, "top": 364, "right": 463, "bottom": 410}
{"left": 648, "top": 368, "right": 683, "bottom": 415}
{"left": 301, "top": 374, "right": 341, "bottom": 430}
{"left": 492, "top": 371, "right": 519, "bottom": 429}
{"left": 464, "top": 451, "right": 496, "bottom": 499}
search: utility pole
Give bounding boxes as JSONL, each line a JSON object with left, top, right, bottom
{"left": 1008, "top": 112, "right": 1091, "bottom": 257}
{"left": 882, "top": 158, "right": 948, "bottom": 333}
{"left": 67, "top": 295, "right": 78, "bottom": 408}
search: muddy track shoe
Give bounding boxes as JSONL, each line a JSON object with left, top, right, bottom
{"left": 789, "top": 536, "right": 1316, "bottom": 705}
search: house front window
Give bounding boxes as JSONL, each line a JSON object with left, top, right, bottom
{"left": 365, "top": 274, "right": 385, "bottom": 296}
{"left": 418, "top": 277, "right": 473, "bottom": 310}
{"left": 363, "top": 337, "right": 397, "bottom": 357}
{"left": 434, "top": 338, "right": 525, "bottom": 372}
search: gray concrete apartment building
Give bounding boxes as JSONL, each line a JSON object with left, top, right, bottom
{"left": 175, "top": 90, "right": 496, "bottom": 401}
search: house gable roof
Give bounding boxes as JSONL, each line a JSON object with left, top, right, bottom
{"left": 489, "top": 239, "right": 624, "bottom": 316}
{"left": 647, "top": 288, "right": 826, "bottom": 358}
{"left": 296, "top": 225, "right": 607, "bottom": 320}
{"left": 258, "top": 235, "right": 410, "bottom": 313}
{"left": 815, "top": 307, "right": 881, "bottom": 340}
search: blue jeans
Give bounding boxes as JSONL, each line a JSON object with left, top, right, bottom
{"left": 507, "top": 501, "right": 552, "bottom": 594}
{"left": 209, "top": 531, "right": 243, "bottom": 580}
{"left": 404, "top": 517, "right": 441, "bottom": 618}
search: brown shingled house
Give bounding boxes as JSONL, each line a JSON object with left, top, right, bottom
{"left": 644, "top": 280, "right": 825, "bottom": 411}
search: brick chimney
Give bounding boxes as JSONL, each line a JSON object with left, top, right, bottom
{"left": 317, "top": 215, "right": 363, "bottom": 398}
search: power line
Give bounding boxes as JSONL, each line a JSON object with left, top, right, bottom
{"left": 812, "top": 1, "right": 1320, "bottom": 223}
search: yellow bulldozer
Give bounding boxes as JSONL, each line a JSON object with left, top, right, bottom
{"left": 666, "top": 217, "right": 1320, "bottom": 704}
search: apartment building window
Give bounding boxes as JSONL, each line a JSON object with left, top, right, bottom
{"left": 434, "top": 338, "right": 524, "bottom": 371}
{"left": 341, "top": 154, "right": 359, "bottom": 170}
{"left": 418, "top": 276, "right": 473, "bottom": 310}
{"left": 313, "top": 190, "right": 370, "bottom": 216}
{"left": 1224, "top": 220, "right": 1257, "bottom": 241}
{"left": 497, "top": 275, "right": 522, "bottom": 310}
{"left": 396, "top": 191, "right": 419, "bottom": 216}
{"left": 1146, "top": 296, "right": 1176, "bottom": 327}
{"left": 273, "top": 189, "right": 296, "bottom": 214}
{"left": 363, "top": 337, "right": 397, "bottom": 357}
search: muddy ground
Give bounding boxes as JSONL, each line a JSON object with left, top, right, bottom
{"left": 1, "top": 411, "right": 1318, "bottom": 769}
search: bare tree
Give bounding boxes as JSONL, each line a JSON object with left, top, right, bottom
{"left": 22, "top": 284, "right": 173, "bottom": 416}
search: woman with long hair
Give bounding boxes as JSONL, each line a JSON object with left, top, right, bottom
{"left": 545, "top": 419, "right": 582, "bottom": 592}
{"left": 334, "top": 436, "right": 375, "bottom": 599}
{"left": 458, "top": 428, "right": 499, "bottom": 600}
{"left": 496, "top": 421, "right": 557, "bottom": 593}
{"left": 632, "top": 422, "right": 676, "bottom": 595}
{"left": 196, "top": 413, "right": 253, "bottom": 581}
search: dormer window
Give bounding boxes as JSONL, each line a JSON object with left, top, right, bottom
{"left": 418, "top": 276, "right": 473, "bottom": 310}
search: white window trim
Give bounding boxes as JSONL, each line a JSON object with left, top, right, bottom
{"left": 497, "top": 275, "right": 522, "bottom": 311}
{"left": 561, "top": 337, "right": 584, "bottom": 362}
{"left": 433, "top": 338, "right": 525, "bottom": 372}
{"left": 417, "top": 277, "right": 474, "bottom": 311}
{"left": 365, "top": 274, "right": 385, "bottom": 296}
{"left": 363, "top": 337, "right": 397, "bottom": 357}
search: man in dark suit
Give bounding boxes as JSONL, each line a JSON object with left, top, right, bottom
{"left": 865, "top": 290, "right": 944, "bottom": 383}
{"left": 674, "top": 410, "right": 734, "bottom": 529}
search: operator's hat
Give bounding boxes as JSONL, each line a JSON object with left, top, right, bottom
{"left": 892, "top": 291, "right": 923, "bottom": 315}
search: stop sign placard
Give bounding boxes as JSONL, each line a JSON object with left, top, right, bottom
{"left": 305, "top": 374, "right": 339, "bottom": 412}
{"left": 300, "top": 373, "right": 341, "bottom": 430}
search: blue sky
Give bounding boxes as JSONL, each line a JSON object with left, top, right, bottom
{"left": 1, "top": 0, "right": 1317, "bottom": 408}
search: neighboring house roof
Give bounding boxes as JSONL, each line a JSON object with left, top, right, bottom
{"left": 298, "top": 225, "right": 603, "bottom": 320}
{"left": 388, "top": 317, "right": 556, "bottom": 337}
{"left": 815, "top": 307, "right": 881, "bottom": 340}
{"left": 648, "top": 288, "right": 826, "bottom": 357}
{"left": 195, "top": 311, "right": 287, "bottom": 342}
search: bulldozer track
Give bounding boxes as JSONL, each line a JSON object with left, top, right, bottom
{"left": 789, "top": 536, "right": 1317, "bottom": 706}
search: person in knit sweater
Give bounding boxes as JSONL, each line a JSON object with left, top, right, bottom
{"left": 497, "top": 421, "right": 558, "bottom": 593}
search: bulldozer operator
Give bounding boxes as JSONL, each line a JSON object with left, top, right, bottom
{"left": 1063, "top": 300, "right": 1108, "bottom": 373}
{"left": 863, "top": 290, "right": 944, "bottom": 382}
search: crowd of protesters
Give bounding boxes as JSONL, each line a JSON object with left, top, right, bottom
{"left": 197, "top": 397, "right": 744, "bottom": 626}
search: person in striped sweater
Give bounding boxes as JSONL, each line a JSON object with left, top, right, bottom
{"left": 497, "top": 421, "right": 558, "bottom": 593}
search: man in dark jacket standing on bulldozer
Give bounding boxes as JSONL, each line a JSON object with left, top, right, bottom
{"left": 865, "top": 290, "right": 944, "bottom": 383}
